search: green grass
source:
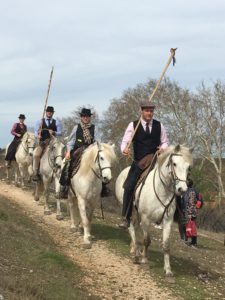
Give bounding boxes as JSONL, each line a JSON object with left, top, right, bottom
{"left": 0, "top": 196, "right": 99, "bottom": 300}
{"left": 91, "top": 218, "right": 225, "bottom": 300}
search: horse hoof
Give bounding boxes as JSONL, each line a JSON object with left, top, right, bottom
{"left": 56, "top": 215, "right": 64, "bottom": 221}
{"left": 165, "top": 273, "right": 175, "bottom": 284}
{"left": 83, "top": 243, "right": 92, "bottom": 249}
{"left": 140, "top": 258, "right": 148, "bottom": 264}
{"left": 133, "top": 256, "right": 141, "bottom": 264}
{"left": 15, "top": 183, "right": 20, "bottom": 187}
{"left": 70, "top": 227, "right": 78, "bottom": 233}
{"left": 44, "top": 210, "right": 51, "bottom": 215}
{"left": 78, "top": 227, "right": 84, "bottom": 235}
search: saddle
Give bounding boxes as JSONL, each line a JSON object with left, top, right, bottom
{"left": 70, "top": 146, "right": 87, "bottom": 178}
{"left": 134, "top": 153, "right": 158, "bottom": 209}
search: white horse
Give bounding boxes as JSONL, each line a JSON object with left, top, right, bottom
{"left": 5, "top": 132, "right": 36, "bottom": 186}
{"left": 68, "top": 142, "right": 116, "bottom": 248}
{"left": 115, "top": 145, "right": 193, "bottom": 279}
{"left": 34, "top": 136, "right": 65, "bottom": 217}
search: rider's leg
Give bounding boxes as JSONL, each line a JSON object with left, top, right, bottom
{"left": 119, "top": 162, "right": 142, "bottom": 229}
{"left": 32, "top": 145, "right": 43, "bottom": 181}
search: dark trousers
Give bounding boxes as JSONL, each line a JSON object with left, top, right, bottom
{"left": 122, "top": 162, "right": 142, "bottom": 220}
{"left": 5, "top": 138, "right": 21, "bottom": 161}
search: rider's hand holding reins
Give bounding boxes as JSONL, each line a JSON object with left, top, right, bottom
{"left": 65, "top": 151, "right": 71, "bottom": 160}
{"left": 123, "top": 147, "right": 130, "bottom": 156}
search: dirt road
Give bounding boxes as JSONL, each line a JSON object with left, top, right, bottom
{"left": 0, "top": 181, "right": 175, "bottom": 300}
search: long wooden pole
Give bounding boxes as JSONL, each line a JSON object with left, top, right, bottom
{"left": 125, "top": 48, "right": 177, "bottom": 152}
{"left": 39, "top": 66, "right": 54, "bottom": 136}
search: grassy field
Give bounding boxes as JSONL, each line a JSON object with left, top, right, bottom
{"left": 0, "top": 195, "right": 99, "bottom": 300}
{"left": 91, "top": 218, "right": 225, "bottom": 300}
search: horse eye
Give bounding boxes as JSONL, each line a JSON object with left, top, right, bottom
{"left": 100, "top": 157, "right": 104, "bottom": 161}
{"left": 173, "top": 163, "right": 176, "bottom": 167}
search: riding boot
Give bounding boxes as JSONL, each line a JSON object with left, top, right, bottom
{"left": 101, "top": 183, "right": 113, "bottom": 197}
{"left": 59, "top": 160, "right": 71, "bottom": 199}
{"left": 119, "top": 162, "right": 142, "bottom": 229}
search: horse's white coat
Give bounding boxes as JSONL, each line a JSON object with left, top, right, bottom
{"left": 115, "top": 145, "right": 193, "bottom": 276}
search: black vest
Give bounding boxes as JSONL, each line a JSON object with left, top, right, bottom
{"left": 13, "top": 123, "right": 27, "bottom": 140}
{"left": 74, "top": 124, "right": 95, "bottom": 151}
{"left": 132, "top": 119, "right": 161, "bottom": 161}
{"left": 41, "top": 118, "right": 57, "bottom": 141}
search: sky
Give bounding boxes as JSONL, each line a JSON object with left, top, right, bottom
{"left": 1, "top": 0, "right": 225, "bottom": 147}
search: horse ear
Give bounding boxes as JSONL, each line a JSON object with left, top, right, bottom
{"left": 111, "top": 143, "right": 115, "bottom": 149}
{"left": 174, "top": 144, "right": 181, "bottom": 152}
{"left": 189, "top": 146, "right": 194, "bottom": 153}
{"left": 97, "top": 141, "right": 102, "bottom": 150}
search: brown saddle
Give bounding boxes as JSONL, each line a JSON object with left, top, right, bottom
{"left": 70, "top": 146, "right": 87, "bottom": 178}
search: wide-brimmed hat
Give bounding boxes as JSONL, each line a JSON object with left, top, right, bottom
{"left": 46, "top": 106, "right": 55, "bottom": 113}
{"left": 80, "top": 108, "right": 93, "bottom": 117}
{"left": 18, "top": 114, "right": 26, "bottom": 119}
{"left": 140, "top": 101, "right": 156, "bottom": 109}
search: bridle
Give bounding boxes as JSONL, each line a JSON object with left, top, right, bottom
{"left": 91, "top": 149, "right": 112, "bottom": 182}
{"left": 152, "top": 153, "right": 188, "bottom": 224}
{"left": 48, "top": 140, "right": 64, "bottom": 172}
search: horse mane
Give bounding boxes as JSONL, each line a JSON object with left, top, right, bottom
{"left": 79, "top": 143, "right": 116, "bottom": 176}
{"left": 157, "top": 145, "right": 193, "bottom": 168}
{"left": 22, "top": 131, "right": 35, "bottom": 140}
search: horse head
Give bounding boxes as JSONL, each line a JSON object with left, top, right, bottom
{"left": 49, "top": 136, "right": 65, "bottom": 170}
{"left": 80, "top": 142, "right": 116, "bottom": 183}
{"left": 22, "top": 132, "right": 36, "bottom": 156}
{"left": 159, "top": 144, "right": 193, "bottom": 196}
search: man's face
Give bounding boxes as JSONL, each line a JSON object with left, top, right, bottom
{"left": 141, "top": 108, "right": 154, "bottom": 122}
{"left": 46, "top": 111, "right": 54, "bottom": 118}
{"left": 19, "top": 118, "right": 25, "bottom": 123}
{"left": 81, "top": 115, "right": 91, "bottom": 124}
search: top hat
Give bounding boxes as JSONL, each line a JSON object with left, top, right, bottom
{"left": 18, "top": 114, "right": 26, "bottom": 119}
{"left": 140, "top": 101, "right": 156, "bottom": 109}
{"left": 80, "top": 108, "right": 93, "bottom": 117}
{"left": 46, "top": 106, "right": 55, "bottom": 112}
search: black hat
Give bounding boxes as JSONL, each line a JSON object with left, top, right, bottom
{"left": 80, "top": 108, "right": 92, "bottom": 117}
{"left": 46, "top": 106, "right": 55, "bottom": 112}
{"left": 18, "top": 114, "right": 26, "bottom": 119}
{"left": 140, "top": 101, "right": 156, "bottom": 109}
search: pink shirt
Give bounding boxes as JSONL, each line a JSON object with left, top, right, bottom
{"left": 11, "top": 123, "right": 26, "bottom": 137}
{"left": 120, "top": 118, "right": 169, "bottom": 153}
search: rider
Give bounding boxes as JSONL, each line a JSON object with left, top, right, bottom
{"left": 119, "top": 101, "right": 169, "bottom": 229}
{"left": 5, "top": 114, "right": 27, "bottom": 168}
{"left": 32, "top": 106, "right": 62, "bottom": 181}
{"left": 59, "top": 107, "right": 111, "bottom": 199}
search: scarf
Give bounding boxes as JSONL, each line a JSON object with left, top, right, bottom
{"left": 80, "top": 121, "right": 92, "bottom": 145}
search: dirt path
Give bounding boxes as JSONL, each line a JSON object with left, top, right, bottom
{"left": 0, "top": 181, "right": 175, "bottom": 300}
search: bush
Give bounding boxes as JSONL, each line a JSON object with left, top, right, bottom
{"left": 197, "top": 204, "right": 225, "bottom": 232}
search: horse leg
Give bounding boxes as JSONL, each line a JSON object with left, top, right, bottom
{"left": 55, "top": 177, "right": 63, "bottom": 220}
{"left": 77, "top": 196, "right": 92, "bottom": 248}
{"left": 27, "top": 164, "right": 33, "bottom": 183}
{"left": 18, "top": 163, "right": 25, "bottom": 188}
{"left": 141, "top": 227, "right": 151, "bottom": 264}
{"left": 14, "top": 165, "right": 20, "bottom": 187}
{"left": 128, "top": 223, "right": 137, "bottom": 255}
{"left": 42, "top": 177, "right": 51, "bottom": 214}
{"left": 162, "top": 219, "right": 174, "bottom": 279}
{"left": 34, "top": 180, "right": 43, "bottom": 201}
{"left": 68, "top": 194, "right": 79, "bottom": 232}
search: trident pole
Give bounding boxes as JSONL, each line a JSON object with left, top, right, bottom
{"left": 125, "top": 48, "right": 177, "bottom": 152}
{"left": 39, "top": 66, "right": 54, "bottom": 136}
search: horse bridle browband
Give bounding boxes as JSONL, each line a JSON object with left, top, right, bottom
{"left": 91, "top": 149, "right": 112, "bottom": 181}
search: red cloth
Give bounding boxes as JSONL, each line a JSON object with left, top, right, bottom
{"left": 186, "top": 220, "right": 197, "bottom": 237}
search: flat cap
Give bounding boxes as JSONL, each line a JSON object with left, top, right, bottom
{"left": 140, "top": 101, "right": 156, "bottom": 109}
